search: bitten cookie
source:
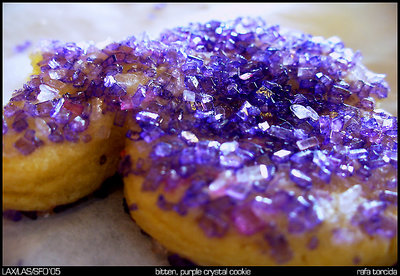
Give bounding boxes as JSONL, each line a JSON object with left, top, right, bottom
{"left": 3, "top": 42, "right": 132, "bottom": 211}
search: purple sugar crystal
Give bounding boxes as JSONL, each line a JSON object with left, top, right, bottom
{"left": 141, "top": 126, "right": 165, "bottom": 143}
{"left": 198, "top": 213, "right": 229, "bottom": 238}
{"left": 329, "top": 131, "right": 344, "bottom": 144}
{"left": 180, "top": 131, "right": 199, "bottom": 144}
{"left": 264, "top": 231, "right": 293, "bottom": 264}
{"left": 36, "top": 101, "right": 54, "bottom": 117}
{"left": 131, "top": 85, "right": 147, "bottom": 108}
{"left": 14, "top": 137, "right": 36, "bottom": 155}
{"left": 370, "top": 82, "right": 389, "bottom": 99}
{"left": 142, "top": 168, "right": 164, "bottom": 191}
{"left": 379, "top": 190, "right": 397, "bottom": 205}
{"left": 108, "top": 83, "right": 126, "bottom": 97}
{"left": 12, "top": 116, "right": 28, "bottom": 132}
{"left": 331, "top": 116, "right": 344, "bottom": 132}
{"left": 50, "top": 98, "right": 71, "bottom": 124}
{"left": 219, "top": 153, "right": 244, "bottom": 169}
{"left": 257, "top": 121, "right": 270, "bottom": 133}
{"left": 195, "top": 140, "right": 220, "bottom": 165}
{"left": 103, "top": 75, "right": 116, "bottom": 87}
{"left": 37, "top": 84, "right": 59, "bottom": 103}
{"left": 237, "top": 101, "right": 260, "bottom": 120}
{"left": 183, "top": 90, "right": 196, "bottom": 102}
{"left": 4, "top": 102, "right": 20, "bottom": 118}
{"left": 136, "top": 111, "right": 161, "bottom": 126}
{"left": 348, "top": 148, "right": 368, "bottom": 159}
{"left": 272, "top": 149, "right": 292, "bottom": 163}
{"left": 356, "top": 165, "right": 372, "bottom": 180}
{"left": 231, "top": 205, "right": 265, "bottom": 235}
{"left": 337, "top": 163, "right": 355, "bottom": 178}
{"left": 381, "top": 117, "right": 397, "bottom": 131}
{"left": 236, "top": 164, "right": 276, "bottom": 184}
{"left": 152, "top": 142, "right": 173, "bottom": 157}
{"left": 267, "top": 125, "right": 294, "bottom": 140}
{"left": 271, "top": 190, "right": 295, "bottom": 212}
{"left": 251, "top": 196, "right": 275, "bottom": 219}
{"left": 287, "top": 196, "right": 323, "bottom": 234}
{"left": 63, "top": 126, "right": 79, "bottom": 142}
{"left": 352, "top": 200, "right": 397, "bottom": 238}
{"left": 318, "top": 115, "right": 331, "bottom": 136}
{"left": 224, "top": 184, "right": 250, "bottom": 200}
{"left": 359, "top": 97, "right": 375, "bottom": 111}
{"left": 306, "top": 106, "right": 319, "bottom": 121}
{"left": 23, "top": 102, "right": 39, "bottom": 117}
{"left": 23, "top": 129, "right": 43, "bottom": 147}
{"left": 181, "top": 180, "right": 209, "bottom": 208}
{"left": 290, "top": 150, "right": 313, "bottom": 163}
{"left": 287, "top": 213, "right": 307, "bottom": 234}
{"left": 297, "top": 67, "right": 316, "bottom": 79}
{"left": 48, "top": 129, "right": 64, "bottom": 143}
{"left": 68, "top": 116, "right": 89, "bottom": 133}
{"left": 289, "top": 169, "right": 312, "bottom": 189}
{"left": 290, "top": 104, "right": 313, "bottom": 120}
{"left": 3, "top": 118, "right": 8, "bottom": 135}
{"left": 220, "top": 141, "right": 239, "bottom": 155}
{"left": 296, "top": 136, "right": 319, "bottom": 151}
{"left": 179, "top": 147, "right": 196, "bottom": 165}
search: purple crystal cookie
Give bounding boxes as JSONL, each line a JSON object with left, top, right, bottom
{"left": 123, "top": 17, "right": 397, "bottom": 265}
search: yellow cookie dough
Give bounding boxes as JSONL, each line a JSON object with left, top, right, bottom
{"left": 3, "top": 108, "right": 126, "bottom": 211}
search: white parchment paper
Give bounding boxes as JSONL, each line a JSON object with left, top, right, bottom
{"left": 2, "top": 3, "right": 397, "bottom": 266}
